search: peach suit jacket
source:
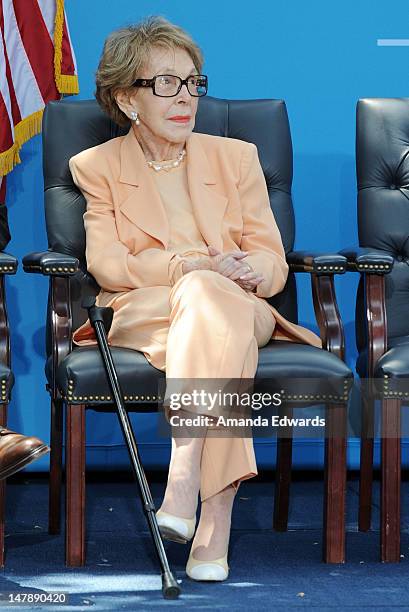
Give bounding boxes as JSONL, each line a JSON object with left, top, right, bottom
{"left": 69, "top": 127, "right": 322, "bottom": 367}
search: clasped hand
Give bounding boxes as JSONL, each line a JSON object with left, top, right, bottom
{"left": 182, "top": 246, "right": 264, "bottom": 292}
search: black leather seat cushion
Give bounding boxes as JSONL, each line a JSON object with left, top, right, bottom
{"left": 356, "top": 335, "right": 409, "bottom": 397}
{"left": 356, "top": 335, "right": 409, "bottom": 378}
{"left": 255, "top": 341, "right": 352, "bottom": 401}
{"left": 52, "top": 341, "right": 352, "bottom": 408}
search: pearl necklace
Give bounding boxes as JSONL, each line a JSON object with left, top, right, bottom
{"left": 147, "top": 149, "right": 186, "bottom": 172}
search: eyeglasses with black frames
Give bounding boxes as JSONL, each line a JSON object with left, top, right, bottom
{"left": 132, "top": 74, "right": 208, "bottom": 97}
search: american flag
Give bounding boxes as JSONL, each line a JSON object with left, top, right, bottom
{"left": 0, "top": 0, "right": 78, "bottom": 202}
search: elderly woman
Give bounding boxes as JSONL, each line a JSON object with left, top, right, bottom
{"left": 70, "top": 16, "right": 322, "bottom": 581}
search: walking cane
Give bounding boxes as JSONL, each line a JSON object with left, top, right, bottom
{"left": 82, "top": 297, "right": 181, "bottom": 599}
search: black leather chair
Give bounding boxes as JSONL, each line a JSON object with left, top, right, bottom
{"left": 0, "top": 200, "right": 18, "bottom": 566}
{"left": 23, "top": 97, "right": 353, "bottom": 567}
{"left": 341, "top": 97, "right": 409, "bottom": 562}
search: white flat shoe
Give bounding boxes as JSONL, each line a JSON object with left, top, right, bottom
{"left": 186, "top": 551, "right": 229, "bottom": 581}
{"left": 156, "top": 508, "right": 196, "bottom": 544}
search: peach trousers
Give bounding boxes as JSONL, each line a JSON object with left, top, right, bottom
{"left": 107, "top": 269, "right": 276, "bottom": 502}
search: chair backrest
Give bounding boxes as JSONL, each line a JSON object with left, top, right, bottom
{"left": 355, "top": 98, "right": 409, "bottom": 351}
{"left": 42, "top": 96, "right": 299, "bottom": 356}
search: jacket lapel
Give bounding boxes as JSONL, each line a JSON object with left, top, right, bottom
{"left": 186, "top": 134, "right": 228, "bottom": 252}
{"left": 118, "top": 129, "right": 170, "bottom": 248}
{"left": 118, "top": 128, "right": 228, "bottom": 252}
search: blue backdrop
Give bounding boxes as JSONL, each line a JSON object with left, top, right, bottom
{"left": 5, "top": 0, "right": 409, "bottom": 471}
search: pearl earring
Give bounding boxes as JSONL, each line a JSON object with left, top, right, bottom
{"left": 130, "top": 110, "right": 140, "bottom": 125}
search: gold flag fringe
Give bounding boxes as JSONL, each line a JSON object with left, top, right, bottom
{"left": 54, "top": 0, "right": 79, "bottom": 94}
{"left": 0, "top": 144, "right": 20, "bottom": 176}
{"left": 0, "top": 110, "right": 43, "bottom": 176}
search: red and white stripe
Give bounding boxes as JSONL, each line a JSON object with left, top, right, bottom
{"left": 0, "top": 0, "right": 78, "bottom": 175}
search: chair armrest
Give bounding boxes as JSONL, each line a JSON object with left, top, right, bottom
{"left": 287, "top": 250, "right": 347, "bottom": 274}
{"left": 23, "top": 252, "right": 77, "bottom": 398}
{"left": 340, "top": 247, "right": 390, "bottom": 378}
{"left": 23, "top": 251, "right": 79, "bottom": 276}
{"left": 0, "top": 253, "right": 17, "bottom": 377}
{"left": 0, "top": 252, "right": 17, "bottom": 275}
{"left": 284, "top": 253, "right": 347, "bottom": 357}
{"left": 339, "top": 247, "right": 394, "bottom": 274}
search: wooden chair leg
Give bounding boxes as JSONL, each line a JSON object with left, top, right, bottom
{"left": 65, "top": 403, "right": 86, "bottom": 567}
{"left": 273, "top": 406, "right": 293, "bottom": 531}
{"left": 323, "top": 402, "right": 347, "bottom": 563}
{"left": 359, "top": 393, "right": 375, "bottom": 531}
{"left": 49, "top": 398, "right": 63, "bottom": 535}
{"left": 381, "top": 398, "right": 401, "bottom": 562}
{"left": 0, "top": 403, "right": 7, "bottom": 567}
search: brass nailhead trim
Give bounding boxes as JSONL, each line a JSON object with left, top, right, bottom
{"left": 357, "top": 263, "right": 390, "bottom": 272}
{"left": 63, "top": 392, "right": 220, "bottom": 403}
{"left": 43, "top": 266, "right": 77, "bottom": 274}
{"left": 315, "top": 265, "right": 344, "bottom": 273}
{"left": 381, "top": 377, "right": 409, "bottom": 397}
{"left": 280, "top": 392, "right": 347, "bottom": 401}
